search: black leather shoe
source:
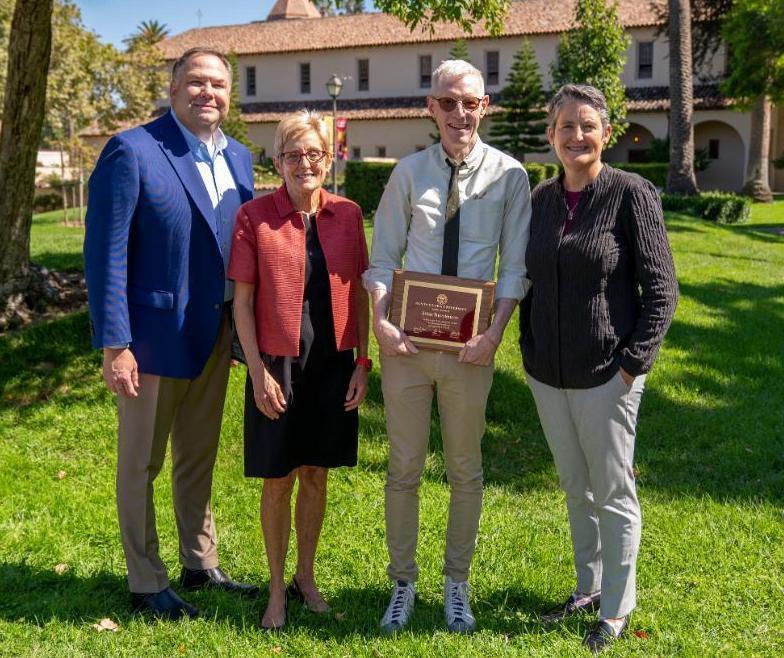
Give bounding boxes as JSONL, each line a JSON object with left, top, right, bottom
{"left": 541, "top": 591, "right": 601, "bottom": 624}
{"left": 130, "top": 587, "right": 199, "bottom": 620}
{"left": 584, "top": 618, "right": 628, "bottom": 654}
{"left": 179, "top": 567, "right": 260, "bottom": 597}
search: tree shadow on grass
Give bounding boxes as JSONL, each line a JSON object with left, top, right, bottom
{"left": 0, "top": 311, "right": 102, "bottom": 415}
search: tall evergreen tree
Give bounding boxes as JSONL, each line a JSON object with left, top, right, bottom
{"left": 487, "top": 39, "right": 548, "bottom": 161}
{"left": 448, "top": 38, "right": 470, "bottom": 61}
{"left": 221, "top": 53, "right": 254, "bottom": 151}
{"left": 551, "top": 0, "right": 629, "bottom": 148}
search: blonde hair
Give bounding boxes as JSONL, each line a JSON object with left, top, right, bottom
{"left": 273, "top": 109, "right": 331, "bottom": 159}
{"left": 432, "top": 59, "right": 485, "bottom": 96}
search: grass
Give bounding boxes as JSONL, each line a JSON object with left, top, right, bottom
{"left": 1, "top": 201, "right": 782, "bottom": 656}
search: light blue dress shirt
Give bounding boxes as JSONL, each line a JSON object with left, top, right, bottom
{"left": 171, "top": 110, "right": 243, "bottom": 301}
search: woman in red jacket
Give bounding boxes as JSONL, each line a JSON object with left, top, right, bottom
{"left": 229, "top": 110, "right": 370, "bottom": 630}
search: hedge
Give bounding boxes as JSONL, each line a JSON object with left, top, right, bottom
{"left": 33, "top": 191, "right": 63, "bottom": 214}
{"left": 661, "top": 192, "right": 751, "bottom": 224}
{"left": 524, "top": 162, "right": 561, "bottom": 189}
{"left": 344, "top": 160, "right": 396, "bottom": 215}
{"left": 611, "top": 162, "right": 669, "bottom": 188}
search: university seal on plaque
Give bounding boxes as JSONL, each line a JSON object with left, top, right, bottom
{"left": 388, "top": 270, "right": 495, "bottom": 352}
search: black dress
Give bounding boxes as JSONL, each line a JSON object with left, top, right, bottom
{"left": 243, "top": 213, "right": 359, "bottom": 478}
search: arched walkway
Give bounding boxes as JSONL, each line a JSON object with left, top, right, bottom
{"left": 694, "top": 121, "right": 745, "bottom": 192}
{"left": 604, "top": 123, "right": 656, "bottom": 163}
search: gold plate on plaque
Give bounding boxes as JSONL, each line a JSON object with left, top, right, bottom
{"left": 388, "top": 270, "right": 495, "bottom": 352}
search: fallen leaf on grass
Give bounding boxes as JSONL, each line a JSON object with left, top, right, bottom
{"left": 177, "top": 644, "right": 186, "bottom": 654}
{"left": 57, "top": 470, "right": 67, "bottom": 480}
{"left": 334, "top": 611, "right": 346, "bottom": 621}
{"left": 271, "top": 647, "right": 282, "bottom": 654}
{"left": 633, "top": 630, "right": 650, "bottom": 640}
{"left": 92, "top": 618, "right": 119, "bottom": 633}
{"left": 54, "top": 563, "right": 70, "bottom": 575}
{"left": 372, "top": 650, "right": 383, "bottom": 658}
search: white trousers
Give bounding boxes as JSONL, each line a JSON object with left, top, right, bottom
{"left": 527, "top": 370, "right": 646, "bottom": 618}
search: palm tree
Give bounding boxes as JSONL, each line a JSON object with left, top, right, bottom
{"left": 124, "top": 19, "right": 169, "bottom": 50}
{"left": 666, "top": 0, "right": 699, "bottom": 195}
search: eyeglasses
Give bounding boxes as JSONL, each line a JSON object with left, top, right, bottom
{"left": 431, "top": 96, "right": 484, "bottom": 113}
{"left": 279, "top": 149, "right": 328, "bottom": 165}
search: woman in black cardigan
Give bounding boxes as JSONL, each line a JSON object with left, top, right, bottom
{"left": 520, "top": 84, "right": 678, "bottom": 654}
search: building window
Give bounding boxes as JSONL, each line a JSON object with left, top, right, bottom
{"left": 352, "top": 146, "right": 361, "bottom": 159}
{"left": 245, "top": 66, "right": 256, "bottom": 97}
{"left": 357, "top": 58, "right": 369, "bottom": 91}
{"left": 486, "top": 51, "right": 500, "bottom": 86}
{"left": 637, "top": 41, "right": 653, "bottom": 79}
{"left": 300, "top": 62, "right": 311, "bottom": 94}
{"left": 376, "top": 146, "right": 387, "bottom": 158}
{"left": 419, "top": 55, "right": 432, "bottom": 89}
{"left": 708, "top": 139, "right": 720, "bottom": 159}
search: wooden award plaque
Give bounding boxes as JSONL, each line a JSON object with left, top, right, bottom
{"left": 388, "top": 270, "right": 495, "bottom": 352}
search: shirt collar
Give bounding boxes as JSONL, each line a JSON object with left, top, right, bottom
{"left": 437, "top": 137, "right": 485, "bottom": 172}
{"left": 170, "top": 109, "right": 228, "bottom": 162}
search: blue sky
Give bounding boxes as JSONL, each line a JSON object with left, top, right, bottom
{"left": 73, "top": 1, "right": 287, "bottom": 47}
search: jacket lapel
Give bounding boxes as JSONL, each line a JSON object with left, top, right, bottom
{"left": 156, "top": 113, "right": 218, "bottom": 235}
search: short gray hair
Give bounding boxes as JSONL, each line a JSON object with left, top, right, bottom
{"left": 547, "top": 84, "right": 609, "bottom": 129}
{"left": 273, "top": 109, "right": 331, "bottom": 160}
{"left": 172, "top": 47, "right": 232, "bottom": 85}
{"left": 432, "top": 59, "right": 485, "bottom": 96}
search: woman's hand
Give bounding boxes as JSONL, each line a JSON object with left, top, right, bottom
{"left": 250, "top": 366, "right": 287, "bottom": 420}
{"left": 344, "top": 365, "right": 369, "bottom": 410}
{"left": 619, "top": 367, "right": 635, "bottom": 387}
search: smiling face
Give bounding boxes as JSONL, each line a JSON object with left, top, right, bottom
{"left": 547, "top": 101, "right": 611, "bottom": 176}
{"left": 274, "top": 130, "right": 331, "bottom": 211}
{"left": 427, "top": 73, "right": 489, "bottom": 161}
{"left": 170, "top": 54, "right": 230, "bottom": 141}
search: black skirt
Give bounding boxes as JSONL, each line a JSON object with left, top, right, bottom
{"left": 243, "top": 212, "right": 359, "bottom": 478}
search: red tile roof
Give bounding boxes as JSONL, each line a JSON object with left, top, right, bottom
{"left": 159, "top": 0, "right": 668, "bottom": 59}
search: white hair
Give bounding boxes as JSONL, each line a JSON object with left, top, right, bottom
{"left": 431, "top": 59, "right": 485, "bottom": 96}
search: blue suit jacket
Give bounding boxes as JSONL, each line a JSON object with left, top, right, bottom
{"left": 84, "top": 112, "right": 254, "bottom": 379}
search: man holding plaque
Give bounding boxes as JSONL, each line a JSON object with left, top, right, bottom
{"left": 364, "top": 59, "right": 531, "bottom": 634}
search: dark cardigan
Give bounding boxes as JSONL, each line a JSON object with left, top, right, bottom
{"left": 519, "top": 165, "right": 678, "bottom": 389}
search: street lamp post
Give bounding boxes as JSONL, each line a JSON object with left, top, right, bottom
{"left": 325, "top": 73, "right": 343, "bottom": 194}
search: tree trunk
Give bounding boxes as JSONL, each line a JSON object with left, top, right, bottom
{"left": 666, "top": 0, "right": 699, "bottom": 195}
{"left": 743, "top": 95, "right": 773, "bottom": 202}
{"left": 0, "top": 0, "right": 54, "bottom": 300}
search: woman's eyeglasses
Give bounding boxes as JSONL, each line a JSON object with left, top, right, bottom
{"left": 431, "top": 96, "right": 484, "bottom": 113}
{"left": 279, "top": 150, "right": 328, "bottom": 165}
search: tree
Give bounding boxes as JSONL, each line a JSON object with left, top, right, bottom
{"left": 487, "top": 39, "right": 548, "bottom": 161}
{"left": 0, "top": 0, "right": 53, "bottom": 303}
{"left": 0, "top": 0, "right": 11, "bottom": 99}
{"left": 315, "top": 0, "right": 366, "bottom": 16}
{"left": 721, "top": 0, "right": 784, "bottom": 202}
{"left": 222, "top": 52, "right": 254, "bottom": 151}
{"left": 666, "top": 0, "right": 699, "bottom": 195}
{"left": 373, "top": 0, "right": 509, "bottom": 36}
{"left": 449, "top": 38, "right": 470, "bottom": 61}
{"left": 551, "top": 0, "right": 630, "bottom": 148}
{"left": 123, "top": 19, "right": 169, "bottom": 50}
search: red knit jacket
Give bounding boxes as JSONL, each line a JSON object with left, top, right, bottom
{"left": 228, "top": 185, "right": 368, "bottom": 357}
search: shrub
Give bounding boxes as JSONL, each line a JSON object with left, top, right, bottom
{"left": 33, "top": 191, "right": 63, "bottom": 214}
{"left": 344, "top": 160, "right": 396, "bottom": 216}
{"left": 661, "top": 192, "right": 751, "bottom": 224}
{"left": 612, "top": 163, "right": 668, "bottom": 188}
{"left": 524, "top": 162, "right": 560, "bottom": 190}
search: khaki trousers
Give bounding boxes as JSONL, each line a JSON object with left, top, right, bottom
{"left": 381, "top": 350, "right": 494, "bottom": 584}
{"left": 527, "top": 371, "right": 646, "bottom": 618}
{"left": 116, "top": 314, "right": 232, "bottom": 593}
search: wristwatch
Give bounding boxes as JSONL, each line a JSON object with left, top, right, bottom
{"left": 355, "top": 356, "right": 373, "bottom": 370}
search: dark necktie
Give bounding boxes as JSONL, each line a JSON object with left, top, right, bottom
{"left": 441, "top": 159, "right": 463, "bottom": 276}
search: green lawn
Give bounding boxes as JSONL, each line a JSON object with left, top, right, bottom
{"left": 1, "top": 201, "right": 782, "bottom": 656}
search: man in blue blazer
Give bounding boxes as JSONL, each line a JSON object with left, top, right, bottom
{"left": 84, "top": 47, "right": 258, "bottom": 619}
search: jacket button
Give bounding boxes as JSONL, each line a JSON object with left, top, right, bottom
{"left": 214, "top": 303, "right": 221, "bottom": 310}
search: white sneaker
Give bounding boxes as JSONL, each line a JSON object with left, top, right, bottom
{"left": 444, "top": 576, "right": 476, "bottom": 634}
{"left": 379, "top": 580, "right": 416, "bottom": 634}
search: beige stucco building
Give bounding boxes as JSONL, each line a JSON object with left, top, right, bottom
{"left": 87, "top": 0, "right": 784, "bottom": 193}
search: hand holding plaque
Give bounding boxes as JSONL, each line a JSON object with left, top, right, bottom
{"left": 388, "top": 270, "right": 495, "bottom": 352}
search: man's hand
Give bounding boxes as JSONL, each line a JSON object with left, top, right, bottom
{"left": 250, "top": 366, "right": 287, "bottom": 420}
{"left": 373, "top": 319, "right": 419, "bottom": 357}
{"left": 103, "top": 348, "right": 140, "bottom": 397}
{"left": 458, "top": 331, "right": 499, "bottom": 366}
